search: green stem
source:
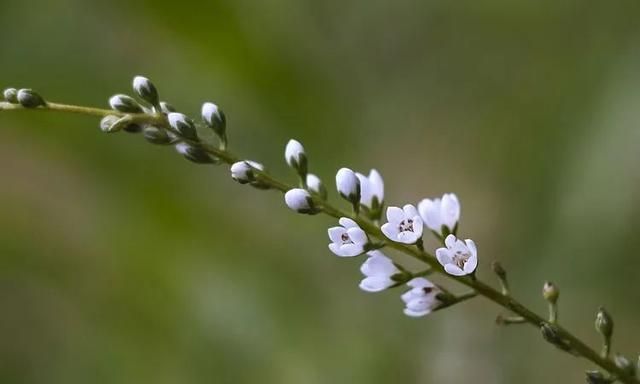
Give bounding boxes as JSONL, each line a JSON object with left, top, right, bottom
{"left": 2, "top": 100, "right": 638, "bottom": 384}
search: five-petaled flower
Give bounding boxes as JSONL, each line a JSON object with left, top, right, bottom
{"left": 328, "top": 218, "right": 369, "bottom": 257}
{"left": 418, "top": 193, "right": 460, "bottom": 237}
{"left": 436, "top": 234, "right": 478, "bottom": 276}
{"left": 359, "top": 251, "right": 400, "bottom": 292}
{"left": 381, "top": 205, "right": 423, "bottom": 244}
{"left": 401, "top": 277, "right": 441, "bottom": 317}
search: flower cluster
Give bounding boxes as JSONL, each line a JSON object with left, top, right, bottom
{"left": 273, "top": 139, "right": 477, "bottom": 317}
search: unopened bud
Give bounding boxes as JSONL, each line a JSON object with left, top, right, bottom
{"left": 3, "top": 88, "right": 18, "bottom": 103}
{"left": 132, "top": 76, "right": 159, "bottom": 107}
{"left": 284, "top": 188, "right": 317, "bottom": 214}
{"left": 614, "top": 354, "right": 635, "bottom": 377}
{"left": 159, "top": 101, "right": 175, "bottom": 114}
{"left": 336, "top": 167, "right": 361, "bottom": 205}
{"left": 230, "top": 160, "right": 263, "bottom": 184}
{"left": 17, "top": 89, "right": 46, "bottom": 108}
{"left": 143, "top": 126, "right": 173, "bottom": 145}
{"left": 168, "top": 113, "right": 199, "bottom": 141}
{"left": 492, "top": 261, "right": 506, "bottom": 279}
{"left": 540, "top": 323, "right": 574, "bottom": 354}
{"left": 595, "top": 307, "right": 613, "bottom": 339}
{"left": 175, "top": 143, "right": 215, "bottom": 164}
{"left": 306, "top": 173, "right": 327, "bottom": 200}
{"left": 99, "top": 115, "right": 121, "bottom": 133}
{"left": 585, "top": 370, "right": 611, "bottom": 384}
{"left": 285, "top": 139, "right": 307, "bottom": 178}
{"left": 109, "top": 94, "right": 143, "bottom": 113}
{"left": 542, "top": 281, "right": 559, "bottom": 304}
{"left": 201, "top": 102, "right": 226, "bottom": 138}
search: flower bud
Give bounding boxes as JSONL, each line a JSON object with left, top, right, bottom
{"left": 585, "top": 371, "right": 611, "bottom": 384}
{"left": 614, "top": 354, "right": 636, "bottom": 377}
{"left": 132, "top": 76, "right": 159, "bottom": 107}
{"left": 175, "top": 143, "right": 215, "bottom": 164}
{"left": 17, "top": 89, "right": 46, "bottom": 108}
{"left": 230, "top": 160, "right": 263, "bottom": 184}
{"left": 595, "top": 307, "right": 613, "bottom": 339}
{"left": 336, "top": 167, "right": 361, "bottom": 204}
{"left": 492, "top": 261, "right": 506, "bottom": 279}
{"left": 540, "top": 323, "right": 574, "bottom": 354}
{"left": 284, "top": 188, "right": 317, "bottom": 214}
{"left": 3, "top": 88, "right": 18, "bottom": 103}
{"left": 99, "top": 115, "right": 121, "bottom": 133}
{"left": 109, "top": 94, "right": 143, "bottom": 113}
{"left": 285, "top": 139, "right": 307, "bottom": 178}
{"left": 306, "top": 173, "right": 327, "bottom": 200}
{"left": 201, "top": 102, "right": 226, "bottom": 138}
{"left": 143, "top": 126, "right": 173, "bottom": 145}
{"left": 168, "top": 113, "right": 199, "bottom": 141}
{"left": 542, "top": 281, "right": 559, "bottom": 304}
{"left": 159, "top": 101, "right": 175, "bottom": 113}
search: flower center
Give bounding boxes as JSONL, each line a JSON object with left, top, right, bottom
{"left": 341, "top": 233, "right": 352, "bottom": 244}
{"left": 398, "top": 218, "right": 414, "bottom": 233}
{"left": 452, "top": 250, "right": 471, "bottom": 269}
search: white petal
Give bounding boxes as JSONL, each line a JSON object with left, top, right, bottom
{"left": 359, "top": 276, "right": 394, "bottom": 292}
{"left": 365, "top": 249, "right": 385, "bottom": 258}
{"left": 306, "top": 174, "right": 322, "bottom": 192}
{"left": 362, "top": 254, "right": 398, "bottom": 276}
{"left": 369, "top": 169, "right": 384, "bottom": 201}
{"left": 356, "top": 173, "right": 372, "bottom": 207}
{"left": 396, "top": 231, "right": 418, "bottom": 244}
{"left": 403, "top": 308, "right": 431, "bottom": 317}
{"left": 340, "top": 243, "right": 364, "bottom": 257}
{"left": 411, "top": 216, "right": 424, "bottom": 238}
{"left": 284, "top": 188, "right": 312, "bottom": 212}
{"left": 407, "top": 277, "right": 434, "bottom": 289}
{"left": 435, "top": 248, "right": 453, "bottom": 266}
{"left": 463, "top": 255, "right": 478, "bottom": 274}
{"left": 386, "top": 206, "right": 404, "bottom": 223}
{"left": 465, "top": 239, "right": 477, "bottom": 258}
{"left": 402, "top": 204, "right": 419, "bottom": 218}
{"left": 444, "top": 264, "right": 466, "bottom": 276}
{"left": 347, "top": 227, "right": 368, "bottom": 245}
{"left": 444, "top": 234, "right": 457, "bottom": 249}
{"left": 380, "top": 223, "right": 398, "bottom": 241}
{"left": 328, "top": 227, "right": 346, "bottom": 243}
{"left": 418, "top": 198, "right": 443, "bottom": 232}
{"left": 339, "top": 217, "right": 359, "bottom": 229}
{"left": 441, "top": 193, "right": 460, "bottom": 229}
{"left": 328, "top": 243, "right": 344, "bottom": 256}
{"left": 336, "top": 168, "right": 359, "bottom": 198}
{"left": 285, "top": 139, "right": 305, "bottom": 164}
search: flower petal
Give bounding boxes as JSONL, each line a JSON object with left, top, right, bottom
{"left": 397, "top": 231, "right": 418, "bottom": 244}
{"left": 418, "top": 198, "right": 442, "bottom": 232}
{"left": 347, "top": 227, "right": 368, "bottom": 245}
{"left": 328, "top": 227, "right": 346, "bottom": 243}
{"left": 339, "top": 217, "right": 359, "bottom": 229}
{"left": 403, "top": 308, "right": 432, "bottom": 317}
{"left": 407, "top": 277, "right": 434, "bottom": 289}
{"left": 369, "top": 169, "right": 384, "bottom": 201}
{"left": 363, "top": 254, "right": 398, "bottom": 276}
{"left": 435, "top": 248, "right": 453, "bottom": 266}
{"left": 411, "top": 216, "right": 424, "bottom": 238}
{"left": 465, "top": 239, "right": 477, "bottom": 258}
{"left": 340, "top": 243, "right": 364, "bottom": 257}
{"left": 444, "top": 234, "right": 457, "bottom": 248}
{"left": 444, "top": 264, "right": 466, "bottom": 276}
{"left": 441, "top": 193, "right": 460, "bottom": 229}
{"left": 463, "top": 255, "right": 478, "bottom": 274}
{"left": 359, "top": 276, "right": 394, "bottom": 292}
{"left": 386, "top": 206, "right": 404, "bottom": 223}
{"left": 328, "top": 243, "right": 344, "bottom": 256}
{"left": 381, "top": 223, "right": 398, "bottom": 241}
{"left": 403, "top": 204, "right": 419, "bottom": 218}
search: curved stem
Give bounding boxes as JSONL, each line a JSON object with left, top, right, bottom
{"left": 2, "top": 100, "right": 637, "bottom": 384}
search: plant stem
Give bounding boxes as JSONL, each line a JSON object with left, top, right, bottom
{"left": 2, "top": 100, "right": 638, "bottom": 384}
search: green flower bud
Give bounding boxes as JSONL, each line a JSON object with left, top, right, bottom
{"left": 99, "top": 115, "right": 121, "bottom": 133}
{"left": 3, "top": 88, "right": 18, "bottom": 103}
{"left": 132, "top": 76, "right": 159, "bottom": 107}
{"left": 585, "top": 370, "right": 612, "bottom": 384}
{"left": 168, "top": 113, "right": 199, "bottom": 141}
{"left": 143, "top": 126, "right": 173, "bottom": 145}
{"left": 542, "top": 281, "right": 559, "bottom": 304}
{"left": 109, "top": 94, "right": 143, "bottom": 113}
{"left": 201, "top": 102, "right": 226, "bottom": 138}
{"left": 175, "top": 143, "right": 215, "bottom": 164}
{"left": 17, "top": 89, "right": 46, "bottom": 108}
{"left": 595, "top": 307, "right": 613, "bottom": 339}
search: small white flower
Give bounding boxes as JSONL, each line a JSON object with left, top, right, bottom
{"left": 436, "top": 234, "right": 478, "bottom": 276}
{"left": 284, "top": 188, "right": 316, "bottom": 214}
{"left": 201, "top": 102, "right": 226, "bottom": 136}
{"left": 401, "top": 277, "right": 441, "bottom": 317}
{"left": 285, "top": 139, "right": 307, "bottom": 175}
{"left": 230, "top": 160, "right": 263, "bottom": 184}
{"left": 418, "top": 193, "right": 460, "bottom": 236}
{"left": 306, "top": 173, "right": 327, "bottom": 199}
{"left": 359, "top": 250, "right": 400, "bottom": 292}
{"left": 327, "top": 218, "right": 369, "bottom": 257}
{"left": 381, "top": 205, "right": 423, "bottom": 244}
{"left": 356, "top": 169, "right": 384, "bottom": 209}
{"left": 335, "top": 167, "right": 360, "bottom": 204}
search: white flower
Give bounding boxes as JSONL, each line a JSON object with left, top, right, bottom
{"left": 201, "top": 102, "right": 226, "bottom": 136}
{"left": 436, "top": 234, "right": 478, "bottom": 276}
{"left": 381, "top": 205, "right": 423, "bottom": 244}
{"left": 284, "top": 188, "right": 316, "bottom": 214}
{"left": 327, "top": 218, "right": 369, "bottom": 257}
{"left": 230, "top": 160, "right": 263, "bottom": 184}
{"left": 335, "top": 167, "right": 360, "bottom": 203}
{"left": 418, "top": 193, "right": 460, "bottom": 236}
{"left": 356, "top": 169, "right": 384, "bottom": 209}
{"left": 359, "top": 250, "right": 400, "bottom": 292}
{"left": 401, "top": 277, "right": 441, "bottom": 317}
{"left": 285, "top": 139, "right": 307, "bottom": 175}
{"left": 306, "top": 173, "right": 327, "bottom": 199}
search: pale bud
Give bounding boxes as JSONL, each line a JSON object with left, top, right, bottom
{"left": 542, "top": 281, "right": 559, "bottom": 304}
{"left": 201, "top": 102, "right": 226, "bottom": 138}
{"left": 614, "top": 355, "right": 636, "bottom": 377}
{"left": 99, "top": 115, "right": 121, "bottom": 133}
{"left": 168, "top": 113, "right": 199, "bottom": 141}
{"left": 175, "top": 143, "right": 215, "bottom": 164}
{"left": 585, "top": 371, "right": 611, "bottom": 384}
{"left": 17, "top": 89, "right": 46, "bottom": 108}
{"left": 3, "top": 88, "right": 18, "bottom": 103}
{"left": 306, "top": 173, "right": 327, "bottom": 200}
{"left": 230, "top": 160, "right": 263, "bottom": 184}
{"left": 159, "top": 101, "right": 176, "bottom": 113}
{"left": 284, "top": 188, "right": 317, "bottom": 214}
{"left": 595, "top": 307, "right": 613, "bottom": 339}
{"left": 132, "top": 76, "right": 159, "bottom": 107}
{"left": 109, "top": 94, "right": 143, "bottom": 113}
{"left": 143, "top": 126, "right": 173, "bottom": 145}
{"left": 285, "top": 139, "right": 307, "bottom": 178}
{"left": 336, "top": 167, "right": 360, "bottom": 204}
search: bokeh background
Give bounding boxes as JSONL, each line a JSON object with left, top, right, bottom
{"left": 1, "top": 0, "right": 640, "bottom": 383}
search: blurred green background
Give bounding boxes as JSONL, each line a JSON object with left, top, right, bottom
{"left": 1, "top": 0, "right": 640, "bottom": 383}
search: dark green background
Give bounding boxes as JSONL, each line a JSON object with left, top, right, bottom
{"left": 1, "top": 1, "right": 639, "bottom": 383}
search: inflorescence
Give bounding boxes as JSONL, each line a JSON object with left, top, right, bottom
{"left": 2, "top": 76, "right": 639, "bottom": 384}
